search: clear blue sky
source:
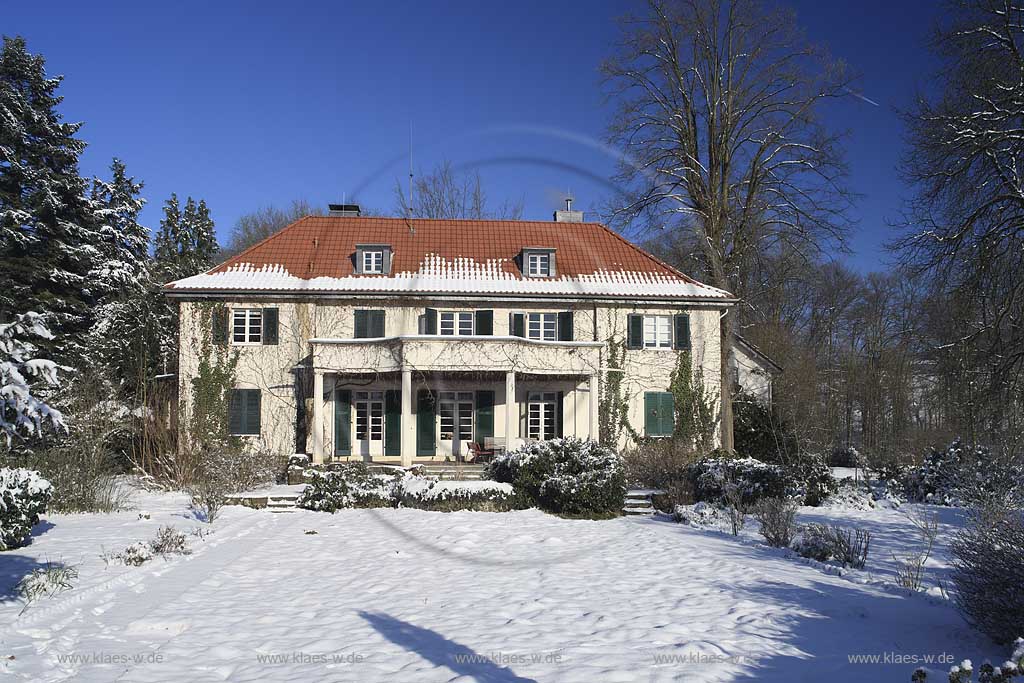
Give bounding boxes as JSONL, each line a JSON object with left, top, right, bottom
{"left": 7, "top": 0, "right": 936, "bottom": 271}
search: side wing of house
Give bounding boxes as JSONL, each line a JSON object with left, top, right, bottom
{"left": 732, "top": 335, "right": 782, "bottom": 405}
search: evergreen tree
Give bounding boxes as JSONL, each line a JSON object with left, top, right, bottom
{"left": 0, "top": 36, "right": 102, "bottom": 365}
{"left": 154, "top": 193, "right": 218, "bottom": 282}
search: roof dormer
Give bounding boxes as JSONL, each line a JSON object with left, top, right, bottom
{"left": 355, "top": 244, "right": 392, "bottom": 275}
{"left": 521, "top": 247, "right": 556, "bottom": 278}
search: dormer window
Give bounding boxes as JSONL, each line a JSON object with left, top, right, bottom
{"left": 522, "top": 248, "right": 556, "bottom": 278}
{"left": 362, "top": 249, "right": 384, "bottom": 274}
{"left": 355, "top": 244, "right": 392, "bottom": 275}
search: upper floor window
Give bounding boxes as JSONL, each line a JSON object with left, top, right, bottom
{"left": 522, "top": 248, "right": 556, "bottom": 278}
{"left": 643, "top": 315, "right": 671, "bottom": 348}
{"left": 362, "top": 249, "right": 384, "bottom": 274}
{"left": 527, "top": 313, "right": 557, "bottom": 341}
{"left": 232, "top": 309, "right": 262, "bottom": 344}
{"left": 440, "top": 311, "right": 474, "bottom": 336}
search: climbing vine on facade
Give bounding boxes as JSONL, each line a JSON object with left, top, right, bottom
{"left": 669, "top": 350, "right": 718, "bottom": 453}
{"left": 599, "top": 337, "right": 635, "bottom": 447}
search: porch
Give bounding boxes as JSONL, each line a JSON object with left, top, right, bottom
{"left": 308, "top": 335, "right": 603, "bottom": 466}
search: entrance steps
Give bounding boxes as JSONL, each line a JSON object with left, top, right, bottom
{"left": 417, "top": 463, "right": 488, "bottom": 480}
{"left": 623, "top": 489, "right": 666, "bottom": 515}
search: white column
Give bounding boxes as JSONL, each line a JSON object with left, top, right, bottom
{"left": 589, "top": 372, "right": 600, "bottom": 442}
{"left": 504, "top": 370, "right": 517, "bottom": 449}
{"left": 401, "top": 368, "right": 414, "bottom": 467}
{"left": 312, "top": 369, "right": 325, "bottom": 464}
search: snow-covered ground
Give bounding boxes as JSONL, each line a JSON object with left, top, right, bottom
{"left": 0, "top": 485, "right": 999, "bottom": 682}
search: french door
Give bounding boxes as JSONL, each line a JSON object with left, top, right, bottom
{"left": 527, "top": 392, "right": 558, "bottom": 440}
{"left": 439, "top": 391, "right": 474, "bottom": 458}
{"left": 354, "top": 391, "right": 384, "bottom": 457}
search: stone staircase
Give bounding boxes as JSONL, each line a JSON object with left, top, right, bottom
{"left": 226, "top": 486, "right": 304, "bottom": 512}
{"left": 622, "top": 489, "right": 666, "bottom": 516}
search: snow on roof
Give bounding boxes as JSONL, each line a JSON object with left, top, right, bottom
{"left": 165, "top": 216, "right": 733, "bottom": 301}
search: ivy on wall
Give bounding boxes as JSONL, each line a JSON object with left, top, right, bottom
{"left": 599, "top": 337, "right": 636, "bottom": 447}
{"left": 669, "top": 350, "right": 719, "bottom": 452}
{"left": 188, "top": 302, "right": 240, "bottom": 454}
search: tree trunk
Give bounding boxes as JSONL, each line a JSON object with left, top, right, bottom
{"left": 719, "top": 297, "right": 736, "bottom": 453}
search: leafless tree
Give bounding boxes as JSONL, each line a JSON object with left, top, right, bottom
{"left": 223, "top": 199, "right": 323, "bottom": 258}
{"left": 394, "top": 160, "right": 523, "bottom": 220}
{"left": 897, "top": 0, "right": 1024, "bottom": 441}
{"left": 603, "top": 0, "right": 854, "bottom": 451}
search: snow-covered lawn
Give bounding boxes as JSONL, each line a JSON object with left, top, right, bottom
{"left": 0, "top": 487, "right": 999, "bottom": 682}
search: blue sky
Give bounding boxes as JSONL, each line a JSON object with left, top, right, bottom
{"left": 7, "top": 0, "right": 936, "bottom": 271}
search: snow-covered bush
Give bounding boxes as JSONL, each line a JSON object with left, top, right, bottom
{"left": 793, "top": 523, "right": 871, "bottom": 568}
{"left": 0, "top": 467, "right": 53, "bottom": 550}
{"left": 907, "top": 442, "right": 964, "bottom": 505}
{"left": 149, "top": 525, "right": 190, "bottom": 557}
{"left": 828, "top": 446, "right": 862, "bottom": 468}
{"left": 820, "top": 483, "right": 894, "bottom": 511}
{"left": 1, "top": 312, "right": 65, "bottom": 446}
{"left": 754, "top": 497, "right": 798, "bottom": 548}
{"left": 951, "top": 509, "right": 1024, "bottom": 644}
{"left": 489, "top": 437, "right": 626, "bottom": 516}
{"left": 912, "top": 639, "right": 1024, "bottom": 682}
{"left": 188, "top": 447, "right": 286, "bottom": 522}
{"left": 672, "top": 501, "right": 730, "bottom": 530}
{"left": 16, "top": 561, "right": 77, "bottom": 613}
{"left": 116, "top": 542, "right": 153, "bottom": 566}
{"left": 786, "top": 454, "right": 838, "bottom": 506}
{"left": 907, "top": 441, "right": 1024, "bottom": 508}
{"left": 686, "top": 456, "right": 786, "bottom": 506}
{"left": 296, "top": 463, "right": 399, "bottom": 512}
{"left": 397, "top": 477, "right": 515, "bottom": 512}
{"left": 621, "top": 439, "right": 698, "bottom": 507}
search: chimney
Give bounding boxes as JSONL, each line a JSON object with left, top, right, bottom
{"left": 328, "top": 203, "right": 361, "bottom": 217}
{"left": 553, "top": 197, "right": 583, "bottom": 223}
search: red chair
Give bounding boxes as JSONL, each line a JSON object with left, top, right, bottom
{"left": 467, "top": 441, "right": 494, "bottom": 463}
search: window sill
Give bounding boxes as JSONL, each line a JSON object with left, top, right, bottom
{"left": 231, "top": 341, "right": 263, "bottom": 347}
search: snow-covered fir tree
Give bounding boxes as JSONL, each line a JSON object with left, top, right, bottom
{"left": 0, "top": 36, "right": 104, "bottom": 366}
{"left": 0, "top": 312, "right": 65, "bottom": 446}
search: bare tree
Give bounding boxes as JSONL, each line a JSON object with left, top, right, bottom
{"left": 394, "top": 160, "right": 523, "bottom": 220}
{"left": 898, "top": 0, "right": 1024, "bottom": 441}
{"left": 603, "top": 0, "right": 853, "bottom": 451}
{"left": 223, "top": 199, "right": 323, "bottom": 258}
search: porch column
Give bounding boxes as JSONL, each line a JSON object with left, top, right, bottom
{"left": 505, "top": 370, "right": 517, "bottom": 448}
{"left": 400, "top": 368, "right": 414, "bottom": 467}
{"left": 312, "top": 369, "right": 325, "bottom": 464}
{"left": 589, "top": 372, "right": 600, "bottom": 442}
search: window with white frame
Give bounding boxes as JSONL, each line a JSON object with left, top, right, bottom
{"left": 439, "top": 311, "right": 474, "bottom": 336}
{"left": 232, "top": 309, "right": 262, "bottom": 344}
{"left": 642, "top": 315, "right": 672, "bottom": 348}
{"left": 526, "top": 252, "right": 551, "bottom": 277}
{"left": 527, "top": 392, "right": 558, "bottom": 440}
{"left": 527, "top": 312, "right": 557, "bottom": 341}
{"left": 361, "top": 249, "right": 384, "bottom": 274}
{"left": 354, "top": 391, "right": 384, "bottom": 441}
{"left": 438, "top": 391, "right": 474, "bottom": 442}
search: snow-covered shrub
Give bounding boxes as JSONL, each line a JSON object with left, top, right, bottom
{"left": 116, "top": 542, "right": 153, "bottom": 566}
{"left": 786, "top": 454, "right": 838, "bottom": 507}
{"left": 16, "top": 561, "right": 77, "bottom": 613}
{"left": 828, "top": 446, "right": 862, "bottom": 468}
{"left": 0, "top": 467, "right": 53, "bottom": 550}
{"left": 296, "top": 463, "right": 399, "bottom": 512}
{"left": 397, "top": 476, "right": 515, "bottom": 512}
{"left": 686, "top": 456, "right": 786, "bottom": 506}
{"left": 149, "top": 525, "right": 190, "bottom": 557}
{"left": 912, "top": 639, "right": 1024, "bottom": 682}
{"left": 490, "top": 437, "right": 626, "bottom": 516}
{"left": 951, "top": 508, "right": 1024, "bottom": 644}
{"left": 672, "top": 501, "right": 730, "bottom": 530}
{"left": 907, "top": 442, "right": 963, "bottom": 505}
{"left": 907, "top": 441, "right": 1023, "bottom": 508}
{"left": 188, "top": 447, "right": 286, "bottom": 522}
{"left": 793, "top": 523, "right": 871, "bottom": 568}
{"left": 753, "top": 497, "right": 798, "bottom": 548}
{"left": 820, "top": 482, "right": 893, "bottom": 511}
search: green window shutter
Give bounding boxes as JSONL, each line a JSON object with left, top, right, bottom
{"left": 475, "top": 309, "right": 493, "bottom": 336}
{"left": 384, "top": 389, "right": 401, "bottom": 456}
{"left": 627, "top": 314, "right": 643, "bottom": 349}
{"left": 229, "top": 390, "right": 243, "bottom": 434}
{"left": 416, "top": 390, "right": 436, "bottom": 456}
{"left": 661, "top": 392, "right": 675, "bottom": 436}
{"left": 334, "top": 389, "right": 351, "bottom": 456}
{"left": 213, "top": 308, "right": 228, "bottom": 345}
{"left": 555, "top": 390, "right": 564, "bottom": 437}
{"left": 510, "top": 312, "right": 525, "bottom": 338}
{"left": 370, "top": 310, "right": 386, "bottom": 338}
{"left": 354, "top": 310, "right": 368, "bottom": 338}
{"left": 262, "top": 308, "right": 279, "bottom": 345}
{"left": 557, "top": 311, "right": 573, "bottom": 341}
{"left": 423, "top": 308, "right": 438, "bottom": 334}
{"left": 674, "top": 313, "right": 691, "bottom": 350}
{"left": 474, "top": 390, "right": 494, "bottom": 446}
{"left": 245, "top": 389, "right": 261, "bottom": 435}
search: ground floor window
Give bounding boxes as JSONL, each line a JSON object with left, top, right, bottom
{"left": 354, "top": 391, "right": 384, "bottom": 441}
{"left": 527, "top": 391, "right": 558, "bottom": 440}
{"left": 439, "top": 391, "right": 473, "bottom": 442}
{"left": 229, "top": 389, "right": 261, "bottom": 435}
{"left": 644, "top": 391, "right": 675, "bottom": 437}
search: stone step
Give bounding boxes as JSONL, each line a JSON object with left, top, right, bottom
{"left": 622, "top": 506, "right": 656, "bottom": 515}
